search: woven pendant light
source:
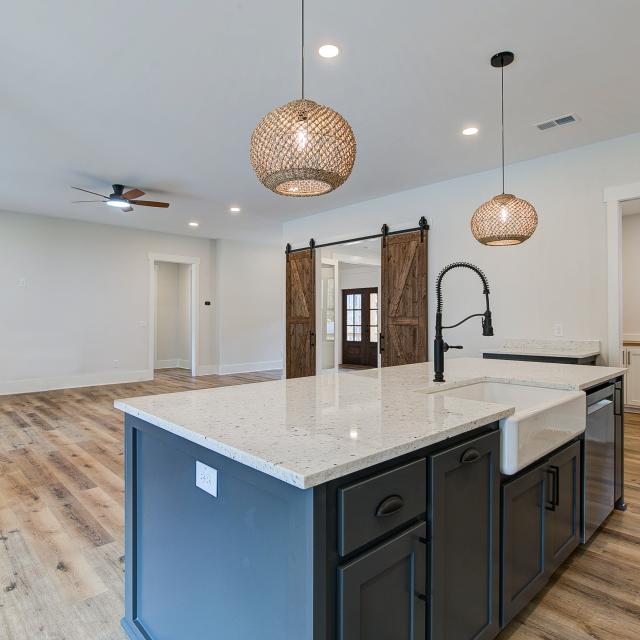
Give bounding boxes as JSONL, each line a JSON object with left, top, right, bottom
{"left": 471, "top": 52, "right": 538, "bottom": 246}
{"left": 250, "top": 0, "right": 356, "bottom": 197}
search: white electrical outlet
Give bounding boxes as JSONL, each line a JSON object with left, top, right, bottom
{"left": 113, "top": 359, "right": 120, "bottom": 368}
{"left": 17, "top": 278, "right": 26, "bottom": 287}
{"left": 554, "top": 323, "right": 564, "bottom": 337}
{"left": 196, "top": 461, "right": 218, "bottom": 498}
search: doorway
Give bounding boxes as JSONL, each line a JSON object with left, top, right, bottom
{"left": 148, "top": 253, "right": 199, "bottom": 377}
{"left": 342, "top": 288, "right": 378, "bottom": 367}
{"left": 285, "top": 218, "right": 429, "bottom": 378}
{"left": 621, "top": 198, "right": 640, "bottom": 410}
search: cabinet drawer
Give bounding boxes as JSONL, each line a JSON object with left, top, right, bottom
{"left": 338, "top": 458, "right": 426, "bottom": 557}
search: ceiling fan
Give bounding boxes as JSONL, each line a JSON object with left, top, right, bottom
{"left": 71, "top": 184, "right": 170, "bottom": 212}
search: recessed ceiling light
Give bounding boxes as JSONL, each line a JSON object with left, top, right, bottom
{"left": 462, "top": 127, "right": 479, "bottom": 136}
{"left": 318, "top": 44, "right": 340, "bottom": 58}
{"left": 229, "top": 206, "right": 241, "bottom": 213}
{"left": 188, "top": 221, "right": 199, "bottom": 227}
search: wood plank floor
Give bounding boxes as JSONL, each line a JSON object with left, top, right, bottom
{"left": 0, "top": 370, "right": 638, "bottom": 639}
{"left": 0, "top": 369, "right": 281, "bottom": 640}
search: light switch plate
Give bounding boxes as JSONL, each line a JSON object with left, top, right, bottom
{"left": 554, "top": 323, "right": 564, "bottom": 337}
{"left": 196, "top": 461, "right": 218, "bottom": 498}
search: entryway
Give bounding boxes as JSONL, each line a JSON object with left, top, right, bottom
{"left": 285, "top": 218, "right": 429, "bottom": 378}
{"left": 148, "top": 253, "right": 199, "bottom": 378}
{"left": 620, "top": 198, "right": 640, "bottom": 410}
{"left": 342, "top": 287, "right": 378, "bottom": 368}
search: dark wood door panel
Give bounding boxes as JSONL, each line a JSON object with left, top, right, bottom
{"left": 342, "top": 287, "right": 378, "bottom": 367}
{"left": 286, "top": 249, "right": 315, "bottom": 379}
{"left": 381, "top": 230, "right": 427, "bottom": 367}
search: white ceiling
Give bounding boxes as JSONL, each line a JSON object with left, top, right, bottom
{"left": 2, "top": 1, "right": 640, "bottom": 242}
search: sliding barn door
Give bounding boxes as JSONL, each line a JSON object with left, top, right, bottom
{"left": 286, "top": 249, "right": 316, "bottom": 378}
{"left": 380, "top": 230, "right": 428, "bottom": 367}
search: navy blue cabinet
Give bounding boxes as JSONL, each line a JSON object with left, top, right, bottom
{"left": 429, "top": 430, "right": 501, "bottom": 640}
{"left": 338, "top": 521, "right": 427, "bottom": 640}
{"left": 501, "top": 440, "right": 581, "bottom": 627}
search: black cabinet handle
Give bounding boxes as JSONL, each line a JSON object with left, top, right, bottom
{"left": 545, "top": 466, "right": 559, "bottom": 511}
{"left": 379, "top": 333, "right": 385, "bottom": 353}
{"left": 550, "top": 465, "right": 560, "bottom": 507}
{"left": 460, "top": 448, "right": 480, "bottom": 464}
{"left": 375, "top": 495, "right": 404, "bottom": 517}
{"left": 415, "top": 592, "right": 428, "bottom": 602}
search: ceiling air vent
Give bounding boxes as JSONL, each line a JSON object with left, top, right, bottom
{"left": 535, "top": 114, "right": 578, "bottom": 131}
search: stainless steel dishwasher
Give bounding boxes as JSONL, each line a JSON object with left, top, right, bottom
{"left": 582, "top": 384, "right": 616, "bottom": 542}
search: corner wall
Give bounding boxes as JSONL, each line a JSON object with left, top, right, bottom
{"left": 215, "top": 239, "right": 284, "bottom": 374}
{"left": 0, "top": 211, "right": 283, "bottom": 394}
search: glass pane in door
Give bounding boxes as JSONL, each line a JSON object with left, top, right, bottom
{"left": 346, "top": 293, "right": 362, "bottom": 342}
{"left": 370, "top": 292, "right": 378, "bottom": 343}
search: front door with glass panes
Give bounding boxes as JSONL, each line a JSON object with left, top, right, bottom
{"left": 342, "top": 288, "right": 378, "bottom": 367}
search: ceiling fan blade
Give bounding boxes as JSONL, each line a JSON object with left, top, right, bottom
{"left": 121, "top": 206, "right": 134, "bottom": 213}
{"left": 123, "top": 188, "right": 145, "bottom": 200}
{"left": 71, "top": 186, "right": 109, "bottom": 198}
{"left": 131, "top": 200, "right": 170, "bottom": 208}
{"left": 72, "top": 200, "right": 103, "bottom": 203}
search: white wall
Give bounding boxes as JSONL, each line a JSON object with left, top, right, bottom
{"left": 215, "top": 239, "right": 284, "bottom": 374}
{"left": 339, "top": 264, "right": 381, "bottom": 291}
{"left": 622, "top": 212, "right": 640, "bottom": 339}
{"left": 284, "top": 133, "right": 640, "bottom": 363}
{"left": 0, "top": 210, "right": 283, "bottom": 393}
{"left": 155, "top": 262, "right": 191, "bottom": 369}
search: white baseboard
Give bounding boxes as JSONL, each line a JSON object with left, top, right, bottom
{"left": 218, "top": 360, "right": 283, "bottom": 375}
{"left": 197, "top": 364, "right": 220, "bottom": 375}
{"left": 0, "top": 369, "right": 154, "bottom": 396}
{"left": 155, "top": 359, "right": 191, "bottom": 370}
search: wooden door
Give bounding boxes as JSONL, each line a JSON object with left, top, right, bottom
{"left": 429, "top": 431, "right": 500, "bottom": 640}
{"left": 342, "top": 287, "right": 378, "bottom": 367}
{"left": 286, "top": 249, "right": 315, "bottom": 378}
{"left": 380, "top": 230, "right": 427, "bottom": 367}
{"left": 338, "top": 521, "right": 426, "bottom": 640}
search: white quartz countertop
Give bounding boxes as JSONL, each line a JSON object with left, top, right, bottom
{"left": 115, "top": 358, "right": 625, "bottom": 489}
{"left": 483, "top": 338, "right": 600, "bottom": 359}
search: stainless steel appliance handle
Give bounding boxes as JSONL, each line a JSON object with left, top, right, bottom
{"left": 587, "top": 398, "right": 613, "bottom": 415}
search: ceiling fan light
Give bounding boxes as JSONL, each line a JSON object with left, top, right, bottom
{"left": 250, "top": 99, "right": 356, "bottom": 197}
{"left": 106, "top": 198, "right": 130, "bottom": 208}
{"left": 471, "top": 193, "right": 538, "bottom": 246}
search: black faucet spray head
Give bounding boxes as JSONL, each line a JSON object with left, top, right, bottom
{"left": 482, "top": 311, "right": 494, "bottom": 336}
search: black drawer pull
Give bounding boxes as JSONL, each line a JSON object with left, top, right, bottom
{"left": 416, "top": 592, "right": 428, "bottom": 602}
{"left": 460, "top": 448, "right": 481, "bottom": 464}
{"left": 375, "top": 495, "right": 404, "bottom": 517}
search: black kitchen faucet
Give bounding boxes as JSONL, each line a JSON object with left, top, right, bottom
{"left": 433, "top": 262, "right": 494, "bottom": 382}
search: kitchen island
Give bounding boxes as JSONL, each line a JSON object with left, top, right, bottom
{"left": 115, "top": 358, "right": 625, "bottom": 640}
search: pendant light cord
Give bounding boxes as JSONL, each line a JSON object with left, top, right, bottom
{"left": 301, "top": 0, "right": 305, "bottom": 100}
{"left": 501, "top": 61, "right": 505, "bottom": 194}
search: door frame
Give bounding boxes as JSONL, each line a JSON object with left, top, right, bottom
{"left": 148, "top": 253, "right": 200, "bottom": 377}
{"left": 605, "top": 181, "right": 640, "bottom": 366}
